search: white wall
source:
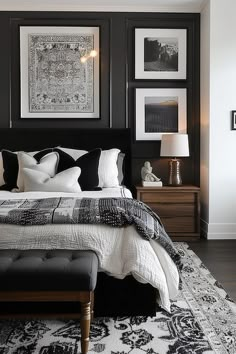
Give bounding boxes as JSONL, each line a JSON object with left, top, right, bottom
{"left": 200, "top": 0, "right": 210, "bottom": 235}
{"left": 201, "top": 0, "right": 236, "bottom": 239}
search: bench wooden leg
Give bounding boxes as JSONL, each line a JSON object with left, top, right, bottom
{"left": 90, "top": 292, "right": 94, "bottom": 321}
{"left": 80, "top": 301, "right": 91, "bottom": 354}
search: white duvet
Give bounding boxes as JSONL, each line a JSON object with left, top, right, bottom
{"left": 0, "top": 187, "right": 179, "bottom": 312}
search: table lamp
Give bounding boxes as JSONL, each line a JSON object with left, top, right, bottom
{"left": 160, "top": 133, "right": 189, "bottom": 186}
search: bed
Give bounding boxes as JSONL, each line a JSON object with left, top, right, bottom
{"left": 0, "top": 128, "right": 180, "bottom": 317}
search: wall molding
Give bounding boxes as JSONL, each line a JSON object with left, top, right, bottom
{"left": 201, "top": 219, "right": 236, "bottom": 239}
{"left": 0, "top": 4, "right": 202, "bottom": 13}
{"left": 9, "top": 16, "right": 111, "bottom": 129}
{"left": 0, "top": 11, "right": 200, "bottom": 186}
{"left": 199, "top": 0, "right": 210, "bottom": 12}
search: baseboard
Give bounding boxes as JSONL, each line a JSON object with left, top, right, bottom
{"left": 201, "top": 219, "right": 236, "bottom": 240}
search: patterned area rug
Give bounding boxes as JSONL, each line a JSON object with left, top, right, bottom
{"left": 0, "top": 243, "right": 236, "bottom": 354}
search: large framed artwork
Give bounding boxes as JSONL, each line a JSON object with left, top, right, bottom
{"left": 135, "top": 88, "right": 187, "bottom": 141}
{"left": 20, "top": 26, "right": 100, "bottom": 118}
{"left": 135, "top": 28, "right": 187, "bottom": 80}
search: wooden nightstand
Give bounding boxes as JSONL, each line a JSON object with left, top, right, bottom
{"left": 136, "top": 185, "right": 200, "bottom": 241}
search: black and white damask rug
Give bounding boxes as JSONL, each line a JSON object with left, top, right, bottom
{"left": 0, "top": 243, "right": 235, "bottom": 354}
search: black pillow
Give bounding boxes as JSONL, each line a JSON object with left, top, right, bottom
{"left": 33, "top": 148, "right": 53, "bottom": 161}
{"left": 1, "top": 150, "right": 18, "bottom": 190}
{"left": 0, "top": 148, "right": 54, "bottom": 191}
{"left": 54, "top": 148, "right": 101, "bottom": 191}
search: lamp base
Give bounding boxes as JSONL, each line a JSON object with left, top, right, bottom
{"left": 168, "top": 159, "right": 182, "bottom": 186}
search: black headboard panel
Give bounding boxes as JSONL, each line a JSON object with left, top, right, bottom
{"left": 0, "top": 128, "right": 131, "bottom": 189}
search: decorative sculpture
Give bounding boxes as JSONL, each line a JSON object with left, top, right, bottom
{"left": 141, "top": 161, "right": 161, "bottom": 182}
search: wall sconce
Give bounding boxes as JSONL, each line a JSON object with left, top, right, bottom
{"left": 160, "top": 133, "right": 189, "bottom": 186}
{"left": 80, "top": 50, "right": 98, "bottom": 63}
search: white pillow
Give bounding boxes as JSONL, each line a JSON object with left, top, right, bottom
{"left": 117, "top": 152, "right": 125, "bottom": 185}
{"left": 23, "top": 166, "right": 81, "bottom": 193}
{"left": 98, "top": 149, "right": 120, "bottom": 188}
{"left": 57, "top": 147, "right": 87, "bottom": 160}
{"left": 17, "top": 151, "right": 59, "bottom": 192}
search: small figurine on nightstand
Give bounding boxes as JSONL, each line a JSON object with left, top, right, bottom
{"left": 141, "top": 161, "right": 163, "bottom": 186}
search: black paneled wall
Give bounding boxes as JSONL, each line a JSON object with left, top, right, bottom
{"left": 0, "top": 11, "right": 200, "bottom": 188}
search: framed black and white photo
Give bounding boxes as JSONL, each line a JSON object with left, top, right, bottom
{"left": 232, "top": 111, "right": 236, "bottom": 130}
{"left": 135, "top": 88, "right": 187, "bottom": 140}
{"left": 20, "top": 26, "right": 100, "bottom": 118}
{"left": 135, "top": 28, "right": 187, "bottom": 80}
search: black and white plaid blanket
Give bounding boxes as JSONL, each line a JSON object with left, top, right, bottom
{"left": 0, "top": 197, "right": 181, "bottom": 269}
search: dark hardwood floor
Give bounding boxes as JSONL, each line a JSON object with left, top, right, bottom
{"left": 187, "top": 239, "right": 236, "bottom": 302}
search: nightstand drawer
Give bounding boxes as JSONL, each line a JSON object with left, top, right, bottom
{"left": 136, "top": 185, "right": 200, "bottom": 241}
{"left": 161, "top": 217, "right": 195, "bottom": 233}
{"left": 140, "top": 192, "right": 195, "bottom": 204}
{"left": 149, "top": 203, "right": 195, "bottom": 217}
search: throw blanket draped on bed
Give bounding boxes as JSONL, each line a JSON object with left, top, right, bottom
{"left": 0, "top": 197, "right": 181, "bottom": 269}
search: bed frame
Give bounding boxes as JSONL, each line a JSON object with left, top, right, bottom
{"left": 0, "top": 128, "right": 157, "bottom": 317}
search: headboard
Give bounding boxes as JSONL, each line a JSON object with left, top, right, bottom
{"left": 0, "top": 128, "right": 132, "bottom": 189}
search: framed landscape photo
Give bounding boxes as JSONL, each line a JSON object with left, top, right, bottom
{"left": 20, "top": 26, "right": 100, "bottom": 118}
{"left": 135, "top": 88, "right": 187, "bottom": 141}
{"left": 135, "top": 28, "right": 187, "bottom": 80}
{"left": 232, "top": 111, "right": 236, "bottom": 130}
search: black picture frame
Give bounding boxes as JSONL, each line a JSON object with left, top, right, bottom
{"left": 232, "top": 111, "right": 236, "bottom": 130}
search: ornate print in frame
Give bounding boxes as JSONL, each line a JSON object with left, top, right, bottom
{"left": 135, "top": 88, "right": 187, "bottom": 141}
{"left": 135, "top": 28, "right": 187, "bottom": 80}
{"left": 20, "top": 26, "right": 100, "bottom": 118}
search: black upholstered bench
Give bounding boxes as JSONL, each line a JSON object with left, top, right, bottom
{"left": 0, "top": 249, "right": 98, "bottom": 354}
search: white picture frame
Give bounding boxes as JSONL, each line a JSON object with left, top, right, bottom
{"left": 135, "top": 28, "right": 187, "bottom": 80}
{"left": 135, "top": 88, "right": 187, "bottom": 141}
{"left": 20, "top": 26, "right": 100, "bottom": 118}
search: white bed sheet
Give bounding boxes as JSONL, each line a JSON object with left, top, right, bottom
{"left": 0, "top": 187, "right": 179, "bottom": 312}
{"left": 0, "top": 186, "right": 133, "bottom": 199}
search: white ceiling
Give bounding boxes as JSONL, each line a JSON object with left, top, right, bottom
{"left": 0, "top": 0, "right": 206, "bottom": 12}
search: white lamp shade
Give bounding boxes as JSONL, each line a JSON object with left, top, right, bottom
{"left": 160, "top": 133, "right": 189, "bottom": 157}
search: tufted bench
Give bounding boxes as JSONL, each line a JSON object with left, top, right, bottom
{"left": 0, "top": 249, "right": 98, "bottom": 354}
